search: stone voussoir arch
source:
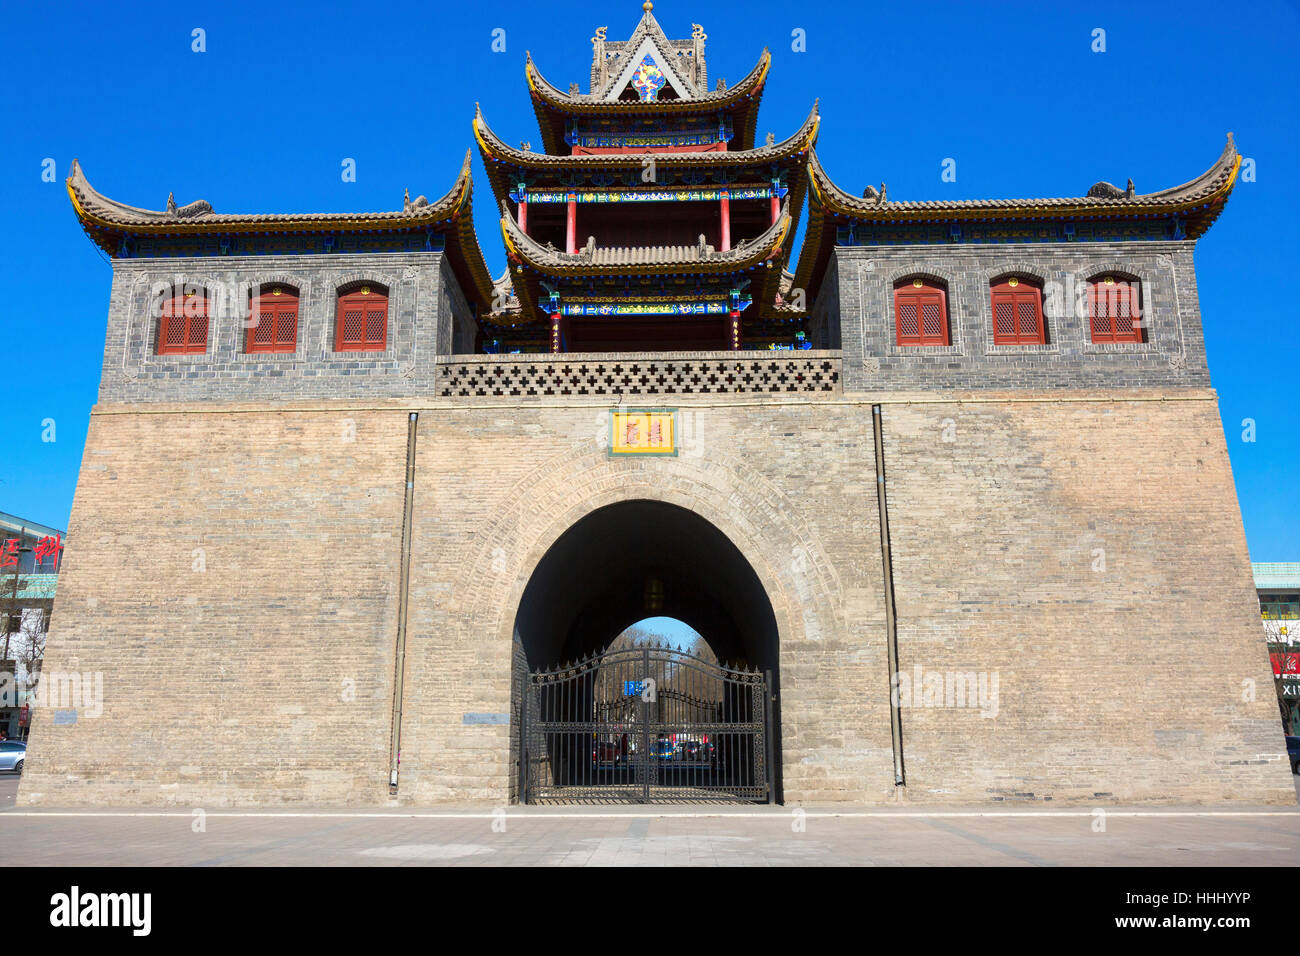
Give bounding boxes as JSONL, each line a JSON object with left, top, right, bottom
{"left": 460, "top": 444, "right": 842, "bottom": 657}
{"left": 982, "top": 262, "right": 1051, "bottom": 285}
{"left": 883, "top": 264, "right": 960, "bottom": 289}
{"left": 331, "top": 270, "right": 402, "bottom": 296}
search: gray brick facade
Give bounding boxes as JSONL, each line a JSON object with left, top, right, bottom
{"left": 816, "top": 241, "right": 1210, "bottom": 391}
{"left": 98, "top": 252, "right": 475, "bottom": 404}
{"left": 99, "top": 238, "right": 1216, "bottom": 405}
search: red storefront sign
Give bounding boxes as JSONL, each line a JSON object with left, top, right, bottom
{"left": 0, "top": 534, "right": 61, "bottom": 569}
{"left": 1270, "top": 651, "right": 1300, "bottom": 677}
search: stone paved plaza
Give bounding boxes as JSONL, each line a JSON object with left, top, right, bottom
{"left": 3, "top": 778, "right": 1298, "bottom": 867}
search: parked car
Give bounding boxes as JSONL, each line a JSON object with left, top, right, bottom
{"left": 675, "top": 740, "right": 716, "bottom": 762}
{"left": 0, "top": 741, "right": 25, "bottom": 773}
{"left": 1286, "top": 736, "right": 1300, "bottom": 775}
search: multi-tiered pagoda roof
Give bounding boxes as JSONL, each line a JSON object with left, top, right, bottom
{"left": 479, "top": 3, "right": 815, "bottom": 352}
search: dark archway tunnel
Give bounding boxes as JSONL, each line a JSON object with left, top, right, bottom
{"left": 510, "top": 500, "right": 782, "bottom": 803}
{"left": 513, "top": 500, "right": 779, "bottom": 670}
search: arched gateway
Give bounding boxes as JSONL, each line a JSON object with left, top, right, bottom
{"left": 510, "top": 501, "right": 780, "bottom": 803}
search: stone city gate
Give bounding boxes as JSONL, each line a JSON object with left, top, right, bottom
{"left": 20, "top": 5, "right": 1293, "bottom": 810}
{"left": 520, "top": 643, "right": 774, "bottom": 804}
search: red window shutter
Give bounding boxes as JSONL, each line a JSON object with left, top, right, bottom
{"left": 158, "top": 294, "right": 209, "bottom": 354}
{"left": 247, "top": 289, "right": 299, "bottom": 353}
{"left": 187, "top": 311, "right": 209, "bottom": 351}
{"left": 990, "top": 280, "right": 1044, "bottom": 345}
{"left": 1088, "top": 279, "right": 1142, "bottom": 343}
{"left": 894, "top": 282, "right": 949, "bottom": 346}
{"left": 160, "top": 307, "right": 185, "bottom": 352}
{"left": 336, "top": 289, "right": 388, "bottom": 351}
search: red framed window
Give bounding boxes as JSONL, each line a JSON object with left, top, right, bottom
{"left": 247, "top": 285, "right": 299, "bottom": 353}
{"left": 336, "top": 285, "right": 388, "bottom": 351}
{"left": 1088, "top": 276, "right": 1143, "bottom": 343}
{"left": 990, "top": 277, "right": 1045, "bottom": 345}
{"left": 894, "top": 278, "right": 950, "bottom": 346}
{"left": 157, "top": 291, "right": 209, "bottom": 354}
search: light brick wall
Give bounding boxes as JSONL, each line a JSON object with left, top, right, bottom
{"left": 395, "top": 403, "right": 891, "bottom": 805}
{"left": 18, "top": 407, "right": 409, "bottom": 806}
{"left": 19, "top": 390, "right": 1294, "bottom": 806}
{"left": 880, "top": 397, "right": 1292, "bottom": 804}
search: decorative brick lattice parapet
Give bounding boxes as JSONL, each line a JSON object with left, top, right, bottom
{"left": 435, "top": 351, "right": 841, "bottom": 398}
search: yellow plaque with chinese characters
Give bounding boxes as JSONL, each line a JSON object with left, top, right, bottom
{"left": 610, "top": 409, "right": 677, "bottom": 456}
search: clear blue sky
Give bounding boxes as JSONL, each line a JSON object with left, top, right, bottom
{"left": 1, "top": 0, "right": 1296, "bottom": 558}
{"left": 623, "top": 617, "right": 703, "bottom": 649}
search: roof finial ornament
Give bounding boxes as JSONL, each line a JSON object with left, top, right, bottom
{"left": 1126, "top": 178, "right": 1135, "bottom": 198}
{"left": 166, "top": 192, "right": 177, "bottom": 215}
{"left": 643, "top": 1, "right": 653, "bottom": 10}
{"left": 592, "top": 26, "right": 610, "bottom": 90}
{"left": 1086, "top": 179, "right": 1131, "bottom": 199}
{"left": 860, "top": 183, "right": 886, "bottom": 204}
{"left": 690, "top": 23, "right": 708, "bottom": 87}
{"left": 765, "top": 132, "right": 775, "bottom": 146}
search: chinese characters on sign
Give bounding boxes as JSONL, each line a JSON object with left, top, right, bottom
{"left": 1273, "top": 652, "right": 1300, "bottom": 699}
{"left": 1, "top": 534, "right": 62, "bottom": 570}
{"left": 610, "top": 409, "right": 677, "bottom": 457}
{"left": 1272, "top": 651, "right": 1300, "bottom": 677}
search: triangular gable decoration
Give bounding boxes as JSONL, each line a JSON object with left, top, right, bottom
{"left": 604, "top": 36, "right": 691, "bottom": 102}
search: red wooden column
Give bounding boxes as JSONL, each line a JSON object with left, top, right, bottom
{"left": 719, "top": 188, "right": 731, "bottom": 252}
{"left": 769, "top": 184, "right": 780, "bottom": 226}
{"left": 565, "top": 193, "right": 577, "bottom": 253}
{"left": 728, "top": 310, "right": 742, "bottom": 350}
{"left": 550, "top": 312, "right": 565, "bottom": 353}
{"left": 517, "top": 197, "right": 528, "bottom": 234}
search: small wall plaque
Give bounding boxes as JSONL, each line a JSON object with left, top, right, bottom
{"left": 610, "top": 408, "right": 677, "bottom": 457}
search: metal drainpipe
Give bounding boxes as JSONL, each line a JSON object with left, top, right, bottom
{"left": 872, "top": 405, "right": 906, "bottom": 789}
{"left": 389, "top": 413, "right": 419, "bottom": 793}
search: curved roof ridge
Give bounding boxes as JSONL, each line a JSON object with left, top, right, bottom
{"left": 1138, "top": 133, "right": 1240, "bottom": 201}
{"left": 808, "top": 136, "right": 1240, "bottom": 215}
{"left": 68, "top": 153, "right": 496, "bottom": 311}
{"left": 67, "top": 151, "right": 474, "bottom": 228}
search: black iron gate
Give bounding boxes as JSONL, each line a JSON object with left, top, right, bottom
{"left": 520, "top": 644, "right": 773, "bottom": 804}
